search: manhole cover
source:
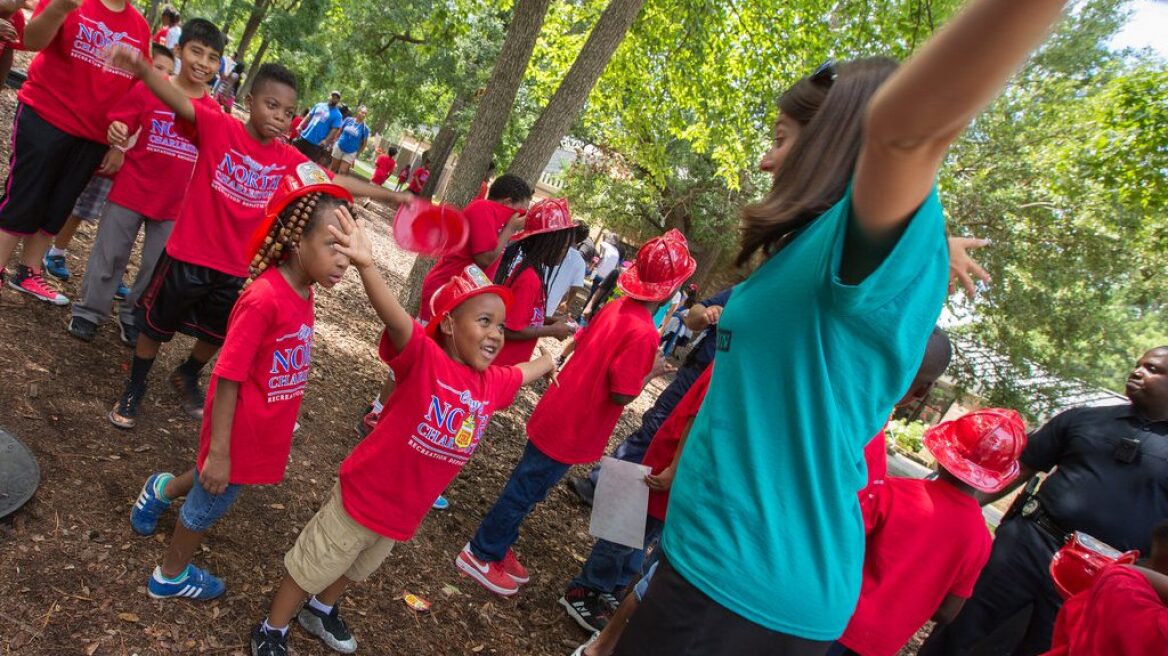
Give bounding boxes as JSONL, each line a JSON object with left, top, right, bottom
{"left": 0, "top": 428, "right": 40, "bottom": 519}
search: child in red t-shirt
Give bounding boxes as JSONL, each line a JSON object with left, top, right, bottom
{"left": 103, "top": 46, "right": 413, "bottom": 430}
{"left": 66, "top": 22, "right": 222, "bottom": 345}
{"left": 406, "top": 155, "right": 430, "bottom": 195}
{"left": 832, "top": 409, "right": 1029, "bottom": 656}
{"left": 369, "top": 146, "right": 397, "bottom": 186}
{"left": 0, "top": 0, "right": 150, "bottom": 305}
{"left": 248, "top": 259, "right": 555, "bottom": 654}
{"left": 492, "top": 197, "right": 579, "bottom": 368}
{"left": 126, "top": 169, "right": 358, "bottom": 601}
{"left": 458, "top": 229, "right": 695, "bottom": 597}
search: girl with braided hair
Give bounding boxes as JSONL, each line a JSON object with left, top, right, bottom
{"left": 492, "top": 197, "right": 579, "bottom": 367}
{"left": 126, "top": 170, "right": 360, "bottom": 602}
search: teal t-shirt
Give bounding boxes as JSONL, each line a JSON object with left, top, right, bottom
{"left": 661, "top": 185, "right": 949, "bottom": 640}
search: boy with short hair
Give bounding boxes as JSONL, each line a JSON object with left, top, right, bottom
{"left": 830, "top": 409, "right": 1029, "bottom": 656}
{"left": 369, "top": 146, "right": 397, "bottom": 186}
{"left": 0, "top": 0, "right": 150, "bottom": 304}
{"left": 66, "top": 23, "right": 222, "bottom": 345}
{"left": 458, "top": 230, "right": 695, "bottom": 596}
{"left": 104, "top": 44, "right": 413, "bottom": 429}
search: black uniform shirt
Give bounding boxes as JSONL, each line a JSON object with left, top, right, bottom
{"left": 1022, "top": 403, "right": 1168, "bottom": 553}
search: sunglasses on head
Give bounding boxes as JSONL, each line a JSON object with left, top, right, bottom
{"left": 810, "top": 60, "right": 837, "bottom": 87}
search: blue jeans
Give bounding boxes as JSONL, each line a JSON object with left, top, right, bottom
{"left": 470, "top": 441, "right": 571, "bottom": 562}
{"left": 588, "top": 364, "right": 704, "bottom": 487}
{"left": 178, "top": 474, "right": 243, "bottom": 532}
{"left": 570, "top": 515, "right": 664, "bottom": 594}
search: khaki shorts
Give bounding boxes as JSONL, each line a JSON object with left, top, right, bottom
{"left": 284, "top": 484, "right": 396, "bottom": 595}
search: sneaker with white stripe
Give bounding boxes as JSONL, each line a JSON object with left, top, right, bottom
{"left": 146, "top": 564, "right": 225, "bottom": 600}
{"left": 130, "top": 472, "right": 173, "bottom": 536}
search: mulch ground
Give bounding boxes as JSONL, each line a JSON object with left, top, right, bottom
{"left": 0, "top": 73, "right": 669, "bottom": 655}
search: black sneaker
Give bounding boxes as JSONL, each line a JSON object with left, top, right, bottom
{"left": 109, "top": 379, "right": 147, "bottom": 429}
{"left": 169, "top": 366, "right": 205, "bottom": 420}
{"left": 297, "top": 604, "right": 357, "bottom": 653}
{"left": 118, "top": 317, "right": 139, "bottom": 348}
{"left": 559, "top": 586, "right": 610, "bottom": 633}
{"left": 67, "top": 316, "right": 98, "bottom": 342}
{"left": 249, "top": 624, "right": 288, "bottom": 656}
{"left": 568, "top": 476, "right": 596, "bottom": 506}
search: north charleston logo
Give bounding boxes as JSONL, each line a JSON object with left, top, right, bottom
{"left": 267, "top": 324, "right": 313, "bottom": 402}
{"left": 214, "top": 150, "right": 286, "bottom": 209}
{"left": 73, "top": 18, "right": 140, "bottom": 77}
{"left": 410, "top": 381, "right": 490, "bottom": 464}
{"left": 147, "top": 111, "right": 198, "bottom": 162}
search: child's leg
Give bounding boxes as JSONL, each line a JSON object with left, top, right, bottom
{"left": 266, "top": 573, "right": 313, "bottom": 628}
{"left": 162, "top": 468, "right": 196, "bottom": 500}
{"left": 469, "top": 441, "right": 572, "bottom": 562}
{"left": 72, "top": 203, "right": 143, "bottom": 326}
{"left": 587, "top": 592, "right": 641, "bottom": 656}
{"left": 51, "top": 215, "right": 83, "bottom": 253}
{"left": 21, "top": 141, "right": 106, "bottom": 272}
{"left": 118, "top": 219, "right": 174, "bottom": 328}
{"left": 162, "top": 476, "right": 242, "bottom": 578}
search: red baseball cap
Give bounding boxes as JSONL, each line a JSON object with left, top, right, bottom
{"left": 511, "top": 198, "right": 574, "bottom": 241}
{"left": 617, "top": 229, "right": 697, "bottom": 302}
{"left": 425, "top": 265, "right": 514, "bottom": 339}
{"left": 923, "top": 408, "right": 1027, "bottom": 493}
{"left": 1049, "top": 532, "right": 1139, "bottom": 600}
{"left": 248, "top": 162, "right": 353, "bottom": 258}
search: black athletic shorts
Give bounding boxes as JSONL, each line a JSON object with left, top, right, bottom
{"left": 0, "top": 104, "right": 107, "bottom": 235}
{"left": 135, "top": 251, "right": 245, "bottom": 347}
{"left": 293, "top": 138, "right": 326, "bottom": 163}
{"left": 613, "top": 557, "right": 833, "bottom": 656}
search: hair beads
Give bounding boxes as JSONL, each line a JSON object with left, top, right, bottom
{"left": 247, "top": 193, "right": 320, "bottom": 285}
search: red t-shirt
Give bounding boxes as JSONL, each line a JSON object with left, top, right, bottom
{"left": 18, "top": 0, "right": 150, "bottom": 143}
{"left": 417, "top": 199, "right": 517, "bottom": 322}
{"left": 839, "top": 478, "right": 992, "bottom": 656}
{"left": 338, "top": 324, "right": 523, "bottom": 540}
{"left": 859, "top": 430, "right": 888, "bottom": 533}
{"left": 642, "top": 365, "right": 712, "bottom": 520}
{"left": 407, "top": 166, "right": 429, "bottom": 194}
{"left": 106, "top": 83, "right": 216, "bottom": 221}
{"left": 527, "top": 298, "right": 660, "bottom": 465}
{"left": 475, "top": 180, "right": 489, "bottom": 201}
{"left": 196, "top": 268, "right": 313, "bottom": 485}
{"left": 494, "top": 266, "right": 546, "bottom": 367}
{"left": 288, "top": 114, "right": 303, "bottom": 139}
{"left": 0, "top": 9, "right": 25, "bottom": 54}
{"left": 371, "top": 154, "right": 395, "bottom": 185}
{"left": 151, "top": 26, "right": 167, "bottom": 44}
{"left": 1045, "top": 566, "right": 1168, "bottom": 656}
{"left": 166, "top": 99, "right": 310, "bottom": 277}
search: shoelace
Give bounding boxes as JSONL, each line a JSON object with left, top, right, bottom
{"left": 23, "top": 272, "right": 57, "bottom": 296}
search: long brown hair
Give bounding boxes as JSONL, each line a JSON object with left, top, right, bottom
{"left": 737, "top": 57, "right": 899, "bottom": 267}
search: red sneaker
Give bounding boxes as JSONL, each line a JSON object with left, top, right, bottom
{"left": 8, "top": 264, "right": 68, "bottom": 305}
{"left": 455, "top": 544, "right": 518, "bottom": 596}
{"left": 501, "top": 549, "right": 530, "bottom": 584}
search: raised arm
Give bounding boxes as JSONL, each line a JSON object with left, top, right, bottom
{"left": 474, "top": 213, "right": 526, "bottom": 270}
{"left": 22, "top": 0, "right": 79, "bottom": 51}
{"left": 108, "top": 45, "right": 196, "bottom": 123}
{"left": 329, "top": 206, "right": 414, "bottom": 350}
{"left": 516, "top": 346, "right": 556, "bottom": 385}
{"left": 332, "top": 175, "right": 414, "bottom": 208}
{"left": 853, "top": 0, "right": 1069, "bottom": 238}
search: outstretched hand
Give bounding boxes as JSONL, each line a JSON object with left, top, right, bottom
{"left": 106, "top": 43, "right": 147, "bottom": 77}
{"left": 947, "top": 236, "right": 991, "bottom": 298}
{"left": 329, "top": 205, "right": 373, "bottom": 269}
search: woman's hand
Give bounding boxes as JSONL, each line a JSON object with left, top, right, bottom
{"left": 330, "top": 205, "right": 374, "bottom": 269}
{"left": 947, "top": 236, "right": 991, "bottom": 298}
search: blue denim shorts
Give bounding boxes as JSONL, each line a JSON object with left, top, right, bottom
{"left": 634, "top": 561, "right": 659, "bottom": 602}
{"left": 178, "top": 473, "right": 243, "bottom": 532}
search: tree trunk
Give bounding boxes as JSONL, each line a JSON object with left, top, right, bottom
{"left": 420, "top": 93, "right": 471, "bottom": 199}
{"left": 236, "top": 36, "right": 270, "bottom": 99}
{"left": 235, "top": 0, "right": 271, "bottom": 61}
{"left": 507, "top": 0, "right": 646, "bottom": 184}
{"left": 400, "top": 0, "right": 552, "bottom": 315}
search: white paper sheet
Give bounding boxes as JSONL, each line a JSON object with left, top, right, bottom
{"left": 588, "top": 456, "right": 652, "bottom": 549}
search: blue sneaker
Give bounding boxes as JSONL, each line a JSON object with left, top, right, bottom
{"left": 114, "top": 280, "right": 131, "bottom": 301}
{"left": 43, "top": 253, "right": 69, "bottom": 281}
{"left": 130, "top": 472, "right": 173, "bottom": 536}
{"left": 147, "top": 564, "right": 225, "bottom": 600}
{"left": 432, "top": 495, "right": 450, "bottom": 510}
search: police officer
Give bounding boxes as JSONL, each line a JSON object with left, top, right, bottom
{"left": 920, "top": 346, "right": 1168, "bottom": 656}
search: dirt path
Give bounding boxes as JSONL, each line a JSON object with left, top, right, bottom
{"left": 0, "top": 80, "right": 668, "bottom": 655}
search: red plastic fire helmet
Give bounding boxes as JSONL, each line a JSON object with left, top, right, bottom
{"left": 425, "top": 265, "right": 514, "bottom": 339}
{"left": 248, "top": 162, "right": 353, "bottom": 258}
{"left": 1049, "top": 532, "right": 1139, "bottom": 600}
{"left": 617, "top": 229, "right": 697, "bottom": 302}
{"left": 511, "top": 198, "right": 574, "bottom": 241}
{"left": 923, "top": 408, "right": 1027, "bottom": 493}
{"left": 392, "top": 201, "right": 469, "bottom": 256}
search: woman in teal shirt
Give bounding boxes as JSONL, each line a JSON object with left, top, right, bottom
{"left": 613, "top": 1, "right": 1074, "bottom": 654}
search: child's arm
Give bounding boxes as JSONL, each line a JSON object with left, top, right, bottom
{"left": 516, "top": 346, "right": 556, "bottom": 385}
{"left": 329, "top": 205, "right": 414, "bottom": 351}
{"left": 199, "top": 379, "right": 239, "bottom": 495}
{"left": 645, "top": 416, "right": 696, "bottom": 492}
{"left": 107, "top": 46, "right": 196, "bottom": 123}
{"left": 473, "top": 213, "right": 526, "bottom": 270}
{"left": 853, "top": 0, "right": 1068, "bottom": 243}
{"left": 331, "top": 175, "right": 414, "bottom": 208}
{"left": 21, "top": 0, "right": 78, "bottom": 51}
{"left": 931, "top": 594, "right": 968, "bottom": 625}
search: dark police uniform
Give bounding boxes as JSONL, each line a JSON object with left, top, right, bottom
{"left": 919, "top": 403, "right": 1168, "bottom": 656}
